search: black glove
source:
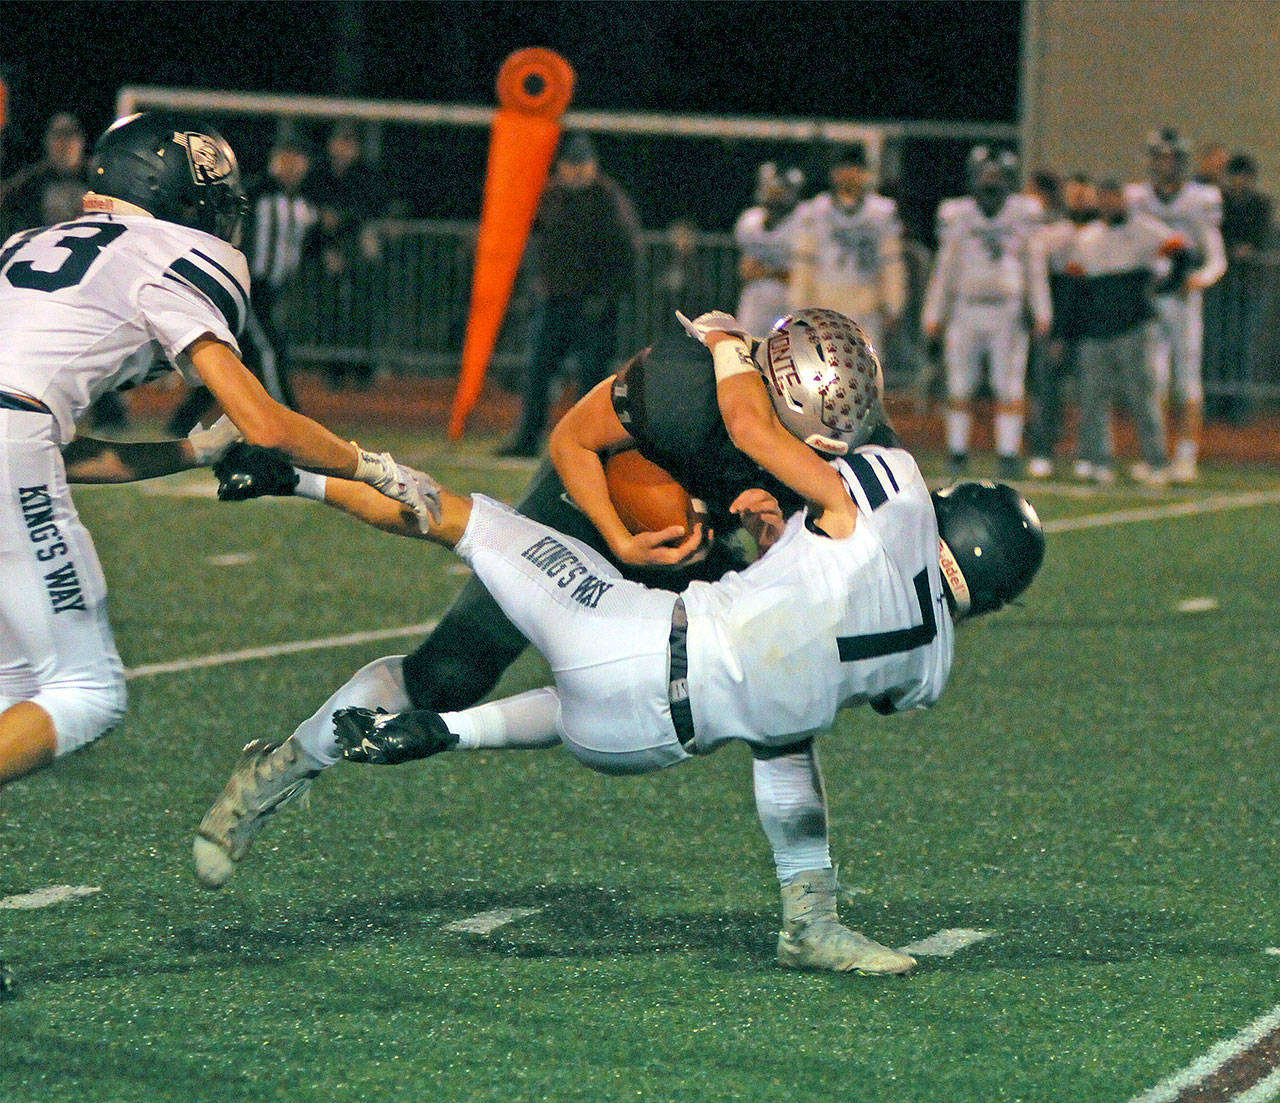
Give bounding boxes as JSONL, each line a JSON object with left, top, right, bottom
{"left": 213, "top": 442, "right": 299, "bottom": 501}
{"left": 333, "top": 707, "right": 458, "bottom": 764}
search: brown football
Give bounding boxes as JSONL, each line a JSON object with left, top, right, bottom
{"left": 604, "top": 449, "right": 707, "bottom": 537}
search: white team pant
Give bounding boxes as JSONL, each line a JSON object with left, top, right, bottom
{"left": 1148, "top": 290, "right": 1204, "bottom": 406}
{"left": 456, "top": 495, "right": 691, "bottom": 776}
{"left": 945, "top": 302, "right": 1028, "bottom": 402}
{"left": 0, "top": 410, "right": 127, "bottom": 755}
{"left": 736, "top": 278, "right": 791, "bottom": 339}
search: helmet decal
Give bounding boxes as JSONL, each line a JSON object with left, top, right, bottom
{"left": 174, "top": 131, "right": 236, "bottom": 188}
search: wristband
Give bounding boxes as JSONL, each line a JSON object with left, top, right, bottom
{"left": 294, "top": 469, "right": 328, "bottom": 501}
{"left": 711, "top": 338, "right": 759, "bottom": 383}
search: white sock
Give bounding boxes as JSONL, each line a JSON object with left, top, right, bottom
{"left": 994, "top": 411, "right": 1024, "bottom": 458}
{"left": 290, "top": 655, "right": 410, "bottom": 768}
{"left": 1175, "top": 438, "right": 1198, "bottom": 464}
{"left": 442, "top": 687, "right": 562, "bottom": 750}
{"left": 946, "top": 408, "right": 972, "bottom": 456}
{"left": 752, "top": 744, "right": 833, "bottom": 885}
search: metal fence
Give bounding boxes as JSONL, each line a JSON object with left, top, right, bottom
{"left": 285, "top": 220, "right": 932, "bottom": 391}
{"left": 284, "top": 218, "right": 1280, "bottom": 406}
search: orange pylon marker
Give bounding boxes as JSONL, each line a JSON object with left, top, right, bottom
{"left": 448, "top": 48, "right": 575, "bottom": 439}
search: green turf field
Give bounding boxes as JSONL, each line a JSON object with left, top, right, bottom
{"left": 2, "top": 427, "right": 1278, "bottom": 1102}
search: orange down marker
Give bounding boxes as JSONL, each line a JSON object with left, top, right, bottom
{"left": 448, "top": 48, "right": 576, "bottom": 439}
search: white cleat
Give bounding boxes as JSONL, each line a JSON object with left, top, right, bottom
{"left": 194, "top": 737, "right": 320, "bottom": 890}
{"left": 1169, "top": 457, "right": 1199, "bottom": 484}
{"left": 1027, "top": 456, "right": 1054, "bottom": 479}
{"left": 1129, "top": 462, "right": 1169, "bottom": 487}
{"left": 776, "top": 869, "right": 915, "bottom": 976}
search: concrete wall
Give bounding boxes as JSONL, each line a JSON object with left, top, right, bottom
{"left": 1021, "top": 0, "right": 1280, "bottom": 187}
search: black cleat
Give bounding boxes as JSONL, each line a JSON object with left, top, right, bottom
{"left": 333, "top": 707, "right": 459, "bottom": 765}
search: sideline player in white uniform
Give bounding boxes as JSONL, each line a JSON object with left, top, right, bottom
{"left": 733, "top": 163, "right": 803, "bottom": 337}
{"left": 195, "top": 313, "right": 1045, "bottom": 976}
{"left": 1125, "top": 129, "right": 1226, "bottom": 482}
{"left": 923, "top": 147, "right": 1051, "bottom": 478}
{"left": 787, "top": 143, "right": 906, "bottom": 355}
{"left": 0, "top": 112, "right": 434, "bottom": 789}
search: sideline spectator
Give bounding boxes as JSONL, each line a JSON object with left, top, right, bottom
{"left": 787, "top": 143, "right": 906, "bottom": 357}
{"left": 922, "top": 147, "right": 1051, "bottom": 478}
{"left": 1070, "top": 179, "right": 1190, "bottom": 486}
{"left": 1126, "top": 129, "right": 1225, "bottom": 483}
{"left": 306, "top": 122, "right": 392, "bottom": 390}
{"left": 733, "top": 162, "right": 802, "bottom": 336}
{"left": 168, "top": 130, "right": 316, "bottom": 434}
{"left": 1194, "top": 142, "right": 1229, "bottom": 189}
{"left": 0, "top": 113, "right": 129, "bottom": 429}
{"left": 1206, "top": 153, "right": 1273, "bottom": 424}
{"left": 1026, "top": 173, "right": 1097, "bottom": 478}
{"left": 497, "top": 132, "right": 641, "bottom": 457}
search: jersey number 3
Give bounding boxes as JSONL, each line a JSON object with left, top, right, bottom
{"left": 2, "top": 223, "right": 127, "bottom": 293}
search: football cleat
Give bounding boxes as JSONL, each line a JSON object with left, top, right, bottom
{"left": 333, "top": 707, "right": 458, "bottom": 765}
{"left": 1027, "top": 456, "right": 1054, "bottom": 479}
{"left": 1169, "top": 457, "right": 1199, "bottom": 484}
{"left": 1130, "top": 462, "right": 1169, "bottom": 487}
{"left": 776, "top": 869, "right": 915, "bottom": 976}
{"left": 193, "top": 737, "right": 320, "bottom": 890}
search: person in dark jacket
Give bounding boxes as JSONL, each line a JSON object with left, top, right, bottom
{"left": 498, "top": 132, "right": 642, "bottom": 457}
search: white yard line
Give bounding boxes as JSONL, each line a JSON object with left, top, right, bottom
{"left": 1042, "top": 488, "right": 1280, "bottom": 535}
{"left": 1234, "top": 1068, "right": 1280, "bottom": 1103}
{"left": 443, "top": 907, "right": 545, "bottom": 935}
{"left": 0, "top": 885, "right": 101, "bottom": 910}
{"left": 899, "top": 928, "right": 996, "bottom": 957}
{"left": 1128, "top": 1004, "right": 1280, "bottom": 1103}
{"left": 124, "top": 622, "right": 438, "bottom": 680}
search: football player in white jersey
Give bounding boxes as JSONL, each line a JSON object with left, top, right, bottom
{"left": 1125, "top": 129, "right": 1226, "bottom": 481}
{"left": 733, "top": 163, "right": 803, "bottom": 337}
{"left": 0, "top": 112, "right": 436, "bottom": 789}
{"left": 923, "top": 147, "right": 1052, "bottom": 478}
{"left": 787, "top": 144, "right": 906, "bottom": 355}
{"left": 195, "top": 311, "right": 1044, "bottom": 975}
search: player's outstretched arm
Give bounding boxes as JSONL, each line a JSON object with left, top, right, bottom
{"left": 187, "top": 337, "right": 435, "bottom": 530}
{"left": 213, "top": 443, "right": 467, "bottom": 549}
{"left": 64, "top": 415, "right": 243, "bottom": 483}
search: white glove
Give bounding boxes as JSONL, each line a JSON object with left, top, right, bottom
{"left": 187, "top": 415, "right": 244, "bottom": 465}
{"left": 675, "top": 309, "right": 752, "bottom": 345}
{"left": 353, "top": 448, "right": 440, "bottom": 532}
{"left": 405, "top": 466, "right": 444, "bottom": 525}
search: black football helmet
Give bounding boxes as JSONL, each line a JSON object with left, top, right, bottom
{"left": 932, "top": 481, "right": 1045, "bottom": 618}
{"left": 87, "top": 112, "right": 248, "bottom": 243}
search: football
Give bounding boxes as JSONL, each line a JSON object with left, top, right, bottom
{"left": 604, "top": 449, "right": 708, "bottom": 538}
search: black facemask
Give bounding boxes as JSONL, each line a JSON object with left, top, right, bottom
{"left": 1102, "top": 211, "right": 1128, "bottom": 226}
{"left": 1068, "top": 207, "right": 1099, "bottom": 224}
{"left": 975, "top": 186, "right": 1006, "bottom": 217}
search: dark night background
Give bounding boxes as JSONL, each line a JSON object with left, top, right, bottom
{"left": 1, "top": 1, "right": 1023, "bottom": 234}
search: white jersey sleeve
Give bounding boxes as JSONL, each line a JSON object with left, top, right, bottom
{"left": 0, "top": 213, "right": 250, "bottom": 441}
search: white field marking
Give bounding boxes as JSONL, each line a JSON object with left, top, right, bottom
{"left": 1041, "top": 488, "right": 1280, "bottom": 535}
{"left": 1234, "top": 1068, "right": 1280, "bottom": 1103}
{"left": 898, "top": 928, "right": 996, "bottom": 957}
{"left": 1177, "top": 597, "right": 1220, "bottom": 614}
{"left": 443, "top": 907, "right": 545, "bottom": 935}
{"left": 123, "top": 621, "right": 438, "bottom": 681}
{"left": 0, "top": 885, "right": 101, "bottom": 910}
{"left": 116, "top": 491, "right": 1280, "bottom": 684}
{"left": 136, "top": 479, "right": 220, "bottom": 498}
{"left": 206, "top": 552, "right": 257, "bottom": 567}
{"left": 1128, "top": 1003, "right": 1280, "bottom": 1103}
{"left": 1266, "top": 948, "right": 1280, "bottom": 957}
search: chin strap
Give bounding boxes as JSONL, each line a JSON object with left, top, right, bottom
{"left": 938, "top": 538, "right": 971, "bottom": 617}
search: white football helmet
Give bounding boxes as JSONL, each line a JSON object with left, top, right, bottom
{"left": 753, "top": 308, "right": 883, "bottom": 455}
